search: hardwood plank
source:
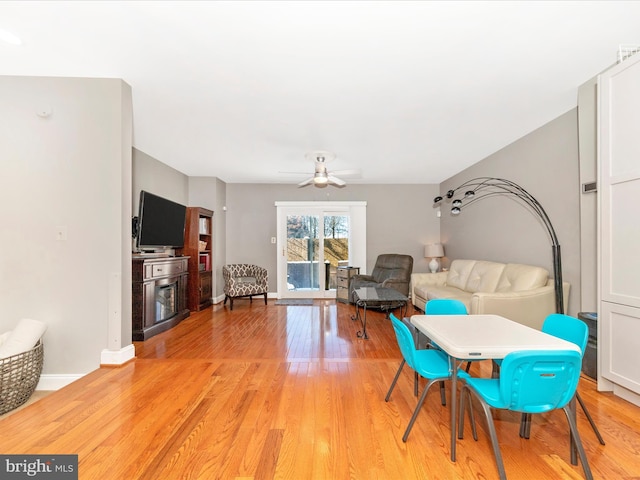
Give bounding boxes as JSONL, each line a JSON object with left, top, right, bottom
{"left": 0, "top": 301, "right": 639, "bottom": 479}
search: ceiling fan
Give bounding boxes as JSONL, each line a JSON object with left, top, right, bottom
{"left": 293, "top": 151, "right": 360, "bottom": 188}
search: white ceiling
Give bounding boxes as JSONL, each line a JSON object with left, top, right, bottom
{"left": 1, "top": 1, "right": 639, "bottom": 185}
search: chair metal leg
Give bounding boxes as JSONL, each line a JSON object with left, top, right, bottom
{"left": 402, "top": 378, "right": 442, "bottom": 442}
{"left": 439, "top": 380, "right": 446, "bottom": 406}
{"left": 414, "top": 371, "right": 419, "bottom": 397}
{"left": 576, "top": 391, "right": 606, "bottom": 445}
{"left": 458, "top": 385, "right": 478, "bottom": 441}
{"left": 562, "top": 406, "right": 594, "bottom": 480}
{"left": 519, "top": 412, "right": 532, "bottom": 439}
{"left": 471, "top": 393, "right": 507, "bottom": 480}
{"left": 519, "top": 391, "right": 604, "bottom": 445}
{"left": 385, "top": 359, "right": 405, "bottom": 402}
{"left": 491, "top": 360, "right": 500, "bottom": 379}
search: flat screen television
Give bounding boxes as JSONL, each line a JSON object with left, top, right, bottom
{"left": 136, "top": 190, "right": 187, "bottom": 250}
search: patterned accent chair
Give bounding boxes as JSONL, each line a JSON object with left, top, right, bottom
{"left": 223, "top": 264, "right": 269, "bottom": 310}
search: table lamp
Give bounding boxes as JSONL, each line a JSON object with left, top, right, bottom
{"left": 424, "top": 244, "right": 444, "bottom": 273}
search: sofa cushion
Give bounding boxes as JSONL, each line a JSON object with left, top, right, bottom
{"left": 464, "top": 261, "right": 505, "bottom": 293}
{"left": 496, "top": 263, "right": 549, "bottom": 292}
{"left": 426, "top": 286, "right": 473, "bottom": 311}
{"left": 446, "top": 260, "right": 476, "bottom": 290}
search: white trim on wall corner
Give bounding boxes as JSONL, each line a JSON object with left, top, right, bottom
{"left": 36, "top": 345, "right": 136, "bottom": 391}
{"left": 100, "top": 344, "right": 136, "bottom": 366}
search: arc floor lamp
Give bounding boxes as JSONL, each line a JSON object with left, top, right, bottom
{"left": 433, "top": 177, "right": 564, "bottom": 314}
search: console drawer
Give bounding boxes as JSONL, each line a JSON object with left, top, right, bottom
{"left": 145, "top": 259, "right": 187, "bottom": 280}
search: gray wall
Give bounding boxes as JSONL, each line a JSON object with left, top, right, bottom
{"left": 132, "top": 148, "right": 189, "bottom": 213}
{"left": 129, "top": 161, "right": 442, "bottom": 298}
{"left": 131, "top": 149, "right": 442, "bottom": 298}
{"left": 0, "top": 76, "right": 132, "bottom": 381}
{"left": 440, "top": 108, "right": 581, "bottom": 316}
{"left": 129, "top": 108, "right": 586, "bottom": 319}
{"left": 132, "top": 152, "right": 228, "bottom": 297}
{"left": 225, "top": 184, "right": 441, "bottom": 292}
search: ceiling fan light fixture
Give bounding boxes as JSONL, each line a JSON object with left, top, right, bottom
{"left": 313, "top": 172, "right": 329, "bottom": 184}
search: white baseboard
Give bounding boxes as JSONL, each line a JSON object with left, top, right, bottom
{"left": 614, "top": 383, "right": 640, "bottom": 408}
{"left": 35, "top": 345, "right": 136, "bottom": 392}
{"left": 100, "top": 344, "right": 136, "bottom": 366}
{"left": 213, "top": 293, "right": 225, "bottom": 304}
{"left": 213, "top": 292, "right": 278, "bottom": 305}
{"left": 36, "top": 374, "right": 84, "bottom": 391}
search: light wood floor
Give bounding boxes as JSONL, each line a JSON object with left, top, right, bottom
{"left": 1, "top": 301, "right": 639, "bottom": 479}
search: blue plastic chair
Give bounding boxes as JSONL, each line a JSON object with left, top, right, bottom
{"left": 519, "top": 314, "right": 605, "bottom": 444}
{"left": 459, "top": 350, "right": 593, "bottom": 480}
{"left": 424, "top": 299, "right": 468, "bottom": 351}
{"left": 424, "top": 298, "right": 468, "bottom": 315}
{"left": 385, "top": 313, "right": 453, "bottom": 442}
{"left": 385, "top": 299, "right": 467, "bottom": 404}
{"left": 424, "top": 299, "right": 469, "bottom": 404}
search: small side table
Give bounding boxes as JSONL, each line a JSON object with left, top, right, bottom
{"left": 351, "top": 287, "right": 408, "bottom": 339}
{"left": 336, "top": 266, "right": 360, "bottom": 304}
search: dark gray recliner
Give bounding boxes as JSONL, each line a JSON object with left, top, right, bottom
{"left": 350, "top": 254, "right": 414, "bottom": 300}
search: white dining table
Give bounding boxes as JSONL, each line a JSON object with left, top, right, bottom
{"left": 410, "top": 314, "right": 581, "bottom": 462}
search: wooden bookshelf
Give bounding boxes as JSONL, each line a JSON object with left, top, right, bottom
{"left": 184, "top": 207, "right": 213, "bottom": 311}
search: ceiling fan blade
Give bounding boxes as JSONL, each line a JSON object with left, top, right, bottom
{"left": 298, "top": 177, "right": 314, "bottom": 187}
{"left": 331, "top": 168, "right": 361, "bottom": 177}
{"left": 327, "top": 175, "right": 346, "bottom": 187}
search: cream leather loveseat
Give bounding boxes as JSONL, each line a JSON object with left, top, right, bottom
{"left": 411, "top": 259, "right": 570, "bottom": 330}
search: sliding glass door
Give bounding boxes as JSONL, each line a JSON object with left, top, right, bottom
{"left": 276, "top": 202, "right": 366, "bottom": 299}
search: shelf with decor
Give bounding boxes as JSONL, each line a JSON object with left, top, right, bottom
{"left": 184, "top": 207, "right": 214, "bottom": 311}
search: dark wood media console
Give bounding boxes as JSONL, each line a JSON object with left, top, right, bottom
{"left": 132, "top": 256, "right": 190, "bottom": 341}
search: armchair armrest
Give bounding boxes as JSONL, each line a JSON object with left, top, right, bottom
{"left": 380, "top": 277, "right": 410, "bottom": 296}
{"left": 252, "top": 266, "right": 268, "bottom": 285}
{"left": 350, "top": 274, "right": 375, "bottom": 291}
{"left": 351, "top": 274, "right": 375, "bottom": 284}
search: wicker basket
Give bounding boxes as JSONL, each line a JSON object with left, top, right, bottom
{"left": 0, "top": 340, "right": 44, "bottom": 415}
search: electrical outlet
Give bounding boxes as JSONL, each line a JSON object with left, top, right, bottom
{"left": 271, "top": 237, "right": 276, "bottom": 244}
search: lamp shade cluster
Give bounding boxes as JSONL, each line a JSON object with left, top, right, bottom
{"left": 432, "top": 177, "right": 564, "bottom": 314}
